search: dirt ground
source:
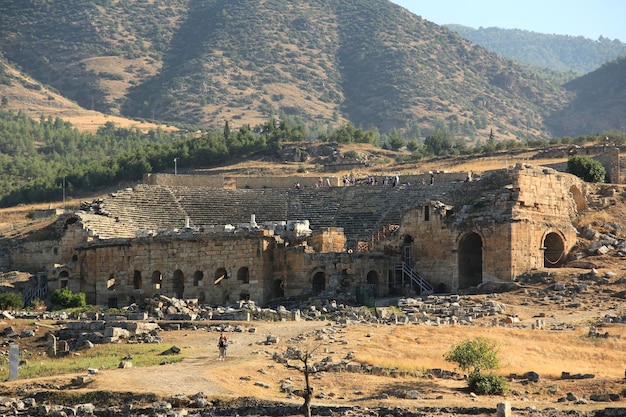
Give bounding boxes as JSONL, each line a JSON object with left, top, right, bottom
{"left": 2, "top": 292, "right": 626, "bottom": 414}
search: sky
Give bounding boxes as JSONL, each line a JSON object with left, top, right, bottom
{"left": 390, "top": 0, "right": 626, "bottom": 42}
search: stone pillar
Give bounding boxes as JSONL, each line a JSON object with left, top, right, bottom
{"left": 47, "top": 333, "right": 57, "bottom": 357}
{"left": 9, "top": 344, "right": 19, "bottom": 380}
{"left": 292, "top": 309, "right": 301, "bottom": 321}
{"left": 497, "top": 401, "right": 511, "bottom": 417}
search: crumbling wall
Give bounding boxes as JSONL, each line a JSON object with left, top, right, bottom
{"left": 399, "top": 165, "right": 588, "bottom": 291}
{"left": 75, "top": 233, "right": 276, "bottom": 306}
{"left": 309, "top": 227, "right": 346, "bottom": 252}
{"left": 278, "top": 249, "right": 394, "bottom": 299}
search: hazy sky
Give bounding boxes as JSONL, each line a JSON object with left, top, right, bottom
{"left": 390, "top": 0, "right": 626, "bottom": 42}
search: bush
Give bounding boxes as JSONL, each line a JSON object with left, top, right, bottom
{"left": 0, "top": 292, "right": 24, "bottom": 310}
{"left": 444, "top": 336, "right": 500, "bottom": 374}
{"left": 50, "top": 288, "right": 86, "bottom": 310}
{"left": 567, "top": 155, "right": 606, "bottom": 183}
{"left": 468, "top": 372, "right": 508, "bottom": 395}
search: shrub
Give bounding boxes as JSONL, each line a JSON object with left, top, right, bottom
{"left": 50, "top": 288, "right": 86, "bottom": 310}
{"left": 468, "top": 372, "right": 508, "bottom": 395}
{"left": 567, "top": 155, "right": 606, "bottom": 183}
{"left": 444, "top": 336, "right": 500, "bottom": 374}
{"left": 0, "top": 292, "right": 24, "bottom": 310}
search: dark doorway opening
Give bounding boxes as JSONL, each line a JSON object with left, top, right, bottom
{"left": 458, "top": 232, "right": 483, "bottom": 289}
{"left": 173, "top": 270, "right": 184, "bottom": 298}
{"left": 544, "top": 232, "right": 565, "bottom": 267}
{"left": 312, "top": 271, "right": 325, "bottom": 295}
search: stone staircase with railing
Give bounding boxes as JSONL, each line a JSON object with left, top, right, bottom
{"left": 23, "top": 284, "right": 49, "bottom": 306}
{"left": 394, "top": 262, "right": 434, "bottom": 294}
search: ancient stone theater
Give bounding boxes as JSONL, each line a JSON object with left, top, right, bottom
{"left": 5, "top": 164, "right": 592, "bottom": 308}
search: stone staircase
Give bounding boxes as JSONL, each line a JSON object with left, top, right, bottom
{"left": 99, "top": 185, "right": 187, "bottom": 230}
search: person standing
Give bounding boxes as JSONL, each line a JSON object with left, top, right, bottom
{"left": 218, "top": 332, "right": 228, "bottom": 360}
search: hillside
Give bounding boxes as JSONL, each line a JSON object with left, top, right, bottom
{"left": 0, "top": 0, "right": 573, "bottom": 141}
{"left": 546, "top": 56, "right": 626, "bottom": 137}
{"left": 446, "top": 25, "right": 626, "bottom": 74}
{"left": 0, "top": 56, "right": 173, "bottom": 133}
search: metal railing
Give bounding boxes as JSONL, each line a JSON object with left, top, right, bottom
{"left": 394, "top": 262, "right": 433, "bottom": 294}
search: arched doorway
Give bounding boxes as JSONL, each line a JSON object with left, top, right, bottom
{"left": 543, "top": 232, "right": 565, "bottom": 267}
{"left": 173, "top": 270, "right": 184, "bottom": 298}
{"left": 366, "top": 270, "right": 379, "bottom": 297}
{"left": 312, "top": 271, "right": 325, "bottom": 295}
{"left": 458, "top": 232, "right": 483, "bottom": 289}
{"left": 274, "top": 279, "right": 284, "bottom": 298}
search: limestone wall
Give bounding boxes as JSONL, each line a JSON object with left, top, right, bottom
{"left": 9, "top": 241, "right": 58, "bottom": 272}
{"left": 143, "top": 173, "right": 224, "bottom": 187}
{"left": 76, "top": 233, "right": 276, "bottom": 306}
{"left": 278, "top": 249, "right": 393, "bottom": 299}
{"left": 309, "top": 227, "right": 346, "bottom": 252}
{"left": 397, "top": 165, "right": 588, "bottom": 291}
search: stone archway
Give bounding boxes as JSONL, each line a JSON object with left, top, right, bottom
{"left": 543, "top": 232, "right": 566, "bottom": 268}
{"left": 214, "top": 268, "right": 228, "bottom": 285}
{"left": 274, "top": 279, "right": 285, "bottom": 298}
{"left": 151, "top": 271, "right": 163, "bottom": 290}
{"left": 458, "top": 232, "right": 483, "bottom": 289}
{"left": 193, "top": 271, "right": 203, "bottom": 286}
{"left": 312, "top": 271, "right": 325, "bottom": 295}
{"left": 173, "top": 270, "right": 184, "bottom": 298}
{"left": 237, "top": 267, "right": 250, "bottom": 284}
{"left": 133, "top": 270, "right": 142, "bottom": 290}
{"left": 366, "top": 270, "right": 379, "bottom": 296}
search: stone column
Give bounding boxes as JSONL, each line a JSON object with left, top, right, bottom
{"left": 9, "top": 344, "right": 19, "bottom": 380}
{"left": 497, "top": 401, "right": 511, "bottom": 417}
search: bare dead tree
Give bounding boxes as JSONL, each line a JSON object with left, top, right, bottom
{"left": 282, "top": 342, "right": 327, "bottom": 417}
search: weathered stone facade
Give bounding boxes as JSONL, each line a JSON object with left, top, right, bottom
{"left": 400, "top": 165, "right": 587, "bottom": 292}
{"left": 3, "top": 164, "right": 591, "bottom": 307}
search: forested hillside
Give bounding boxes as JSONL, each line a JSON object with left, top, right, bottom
{"left": 0, "top": 0, "right": 568, "bottom": 141}
{"left": 545, "top": 56, "right": 626, "bottom": 137}
{"left": 446, "top": 25, "right": 626, "bottom": 74}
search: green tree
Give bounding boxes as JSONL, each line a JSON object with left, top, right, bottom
{"left": 444, "top": 336, "right": 500, "bottom": 375}
{"left": 406, "top": 137, "right": 420, "bottom": 152}
{"left": 387, "top": 128, "right": 405, "bottom": 151}
{"left": 444, "top": 337, "right": 507, "bottom": 395}
{"left": 50, "top": 288, "right": 86, "bottom": 310}
{"left": 567, "top": 155, "right": 606, "bottom": 183}
{"left": 424, "top": 130, "right": 452, "bottom": 155}
{"left": 0, "top": 292, "right": 24, "bottom": 310}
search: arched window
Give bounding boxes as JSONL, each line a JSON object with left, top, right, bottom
{"left": 214, "top": 268, "right": 228, "bottom": 285}
{"left": 133, "top": 270, "right": 142, "bottom": 290}
{"left": 237, "top": 267, "right": 250, "bottom": 283}
{"left": 193, "top": 271, "right": 204, "bottom": 286}
{"left": 173, "top": 270, "right": 184, "bottom": 298}
{"left": 152, "top": 270, "right": 163, "bottom": 290}
{"left": 107, "top": 274, "right": 116, "bottom": 291}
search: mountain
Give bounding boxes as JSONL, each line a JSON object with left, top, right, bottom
{"left": 545, "top": 56, "right": 626, "bottom": 137}
{"left": 446, "top": 25, "right": 626, "bottom": 74}
{"left": 0, "top": 0, "right": 615, "bottom": 140}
